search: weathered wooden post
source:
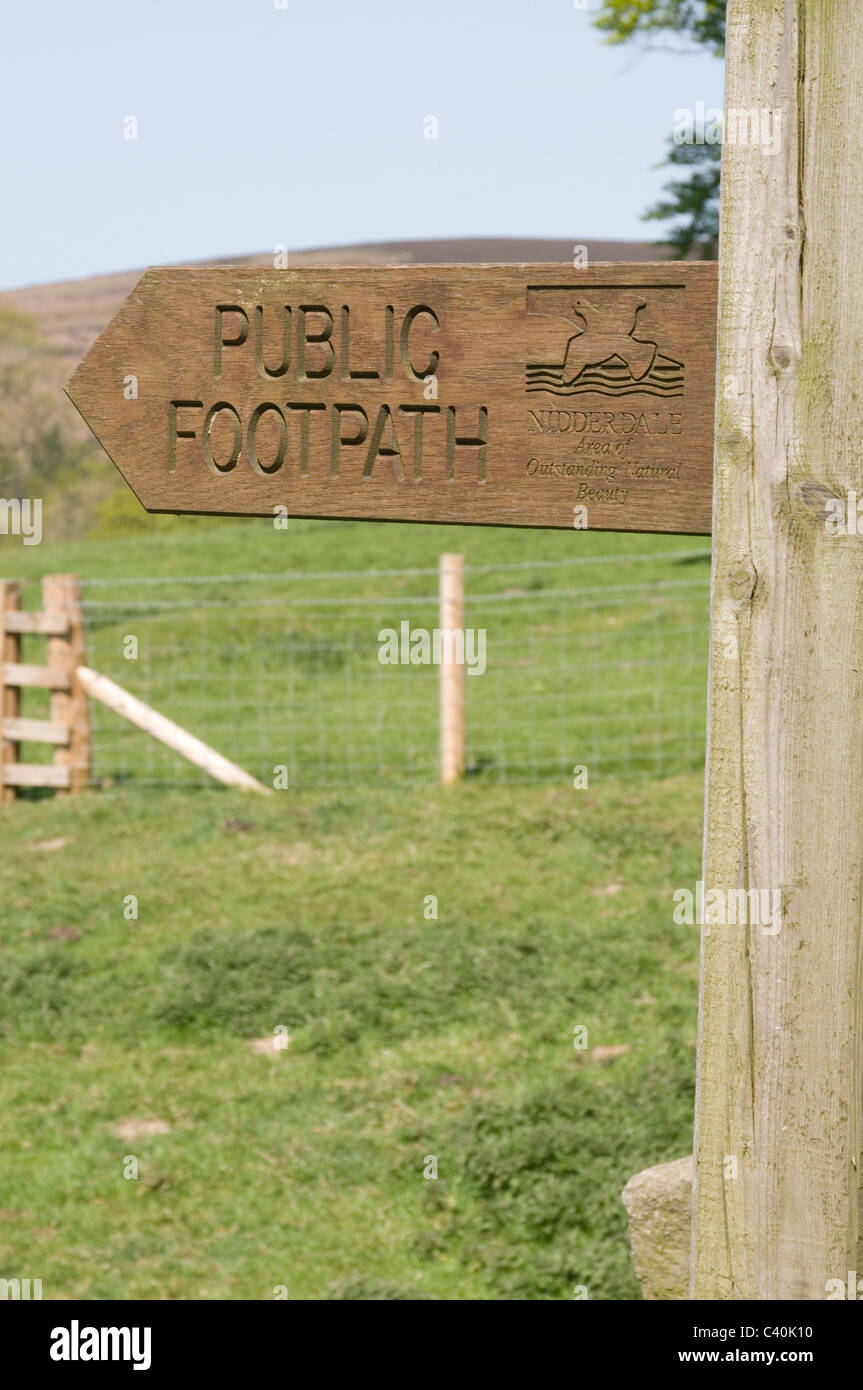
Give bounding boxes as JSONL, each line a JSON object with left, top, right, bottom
{"left": 693, "top": 0, "right": 863, "bottom": 1298}
{"left": 439, "top": 552, "right": 465, "bottom": 785}
{"left": 0, "top": 580, "right": 21, "bottom": 804}
{"left": 42, "top": 574, "right": 90, "bottom": 795}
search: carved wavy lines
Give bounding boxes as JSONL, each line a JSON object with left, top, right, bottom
{"left": 526, "top": 354, "right": 684, "bottom": 398}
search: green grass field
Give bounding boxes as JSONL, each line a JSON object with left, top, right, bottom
{"left": 12, "top": 517, "right": 711, "bottom": 789}
{"left": 1, "top": 517, "right": 708, "bottom": 1299}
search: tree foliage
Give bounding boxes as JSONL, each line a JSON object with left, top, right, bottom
{"left": 643, "top": 140, "right": 721, "bottom": 258}
{"left": 0, "top": 308, "right": 98, "bottom": 503}
{"left": 595, "top": 0, "right": 725, "bottom": 55}
{"left": 594, "top": 1, "right": 726, "bottom": 257}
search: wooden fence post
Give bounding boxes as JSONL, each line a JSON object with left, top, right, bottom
{"left": 693, "top": 0, "right": 863, "bottom": 1297}
{"left": 1, "top": 581, "right": 21, "bottom": 805}
{"left": 440, "top": 553, "right": 465, "bottom": 786}
{"left": 42, "top": 574, "right": 90, "bottom": 794}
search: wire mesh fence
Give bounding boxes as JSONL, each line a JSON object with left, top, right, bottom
{"left": 15, "top": 549, "right": 712, "bottom": 789}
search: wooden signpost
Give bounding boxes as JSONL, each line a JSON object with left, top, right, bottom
{"left": 693, "top": 0, "right": 863, "bottom": 1301}
{"left": 63, "top": 0, "right": 863, "bottom": 1303}
{"left": 66, "top": 263, "right": 716, "bottom": 536}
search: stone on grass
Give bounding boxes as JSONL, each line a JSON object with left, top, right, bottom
{"left": 621, "top": 1154, "right": 693, "bottom": 1300}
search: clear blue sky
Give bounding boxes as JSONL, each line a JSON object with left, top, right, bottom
{"left": 0, "top": 0, "right": 723, "bottom": 290}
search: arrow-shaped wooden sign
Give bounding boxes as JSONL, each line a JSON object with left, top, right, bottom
{"left": 66, "top": 263, "right": 717, "bottom": 534}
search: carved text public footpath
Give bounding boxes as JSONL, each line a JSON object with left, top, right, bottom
{"left": 171, "top": 301, "right": 485, "bottom": 484}
{"left": 67, "top": 264, "right": 717, "bottom": 535}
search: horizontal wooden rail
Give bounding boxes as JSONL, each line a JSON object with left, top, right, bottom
{"left": 2, "top": 764, "right": 71, "bottom": 789}
{"left": 3, "top": 611, "right": 70, "bottom": 636}
{"left": 2, "top": 663, "right": 71, "bottom": 690}
{"left": 2, "top": 717, "right": 70, "bottom": 745}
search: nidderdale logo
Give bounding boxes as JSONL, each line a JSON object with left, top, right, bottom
{"left": 49, "top": 1321, "right": 152, "bottom": 1371}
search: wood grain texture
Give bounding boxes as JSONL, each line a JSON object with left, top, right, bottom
{"left": 0, "top": 582, "right": 20, "bottom": 805}
{"left": 3, "top": 610, "right": 70, "bottom": 636}
{"left": 3, "top": 763, "right": 71, "bottom": 789}
{"left": 2, "top": 717, "right": 70, "bottom": 745}
{"left": 2, "top": 663, "right": 70, "bottom": 690}
{"left": 693, "top": 0, "right": 863, "bottom": 1299}
{"left": 65, "top": 264, "right": 717, "bottom": 535}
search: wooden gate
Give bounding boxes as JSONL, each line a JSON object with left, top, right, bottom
{"left": 0, "top": 574, "right": 90, "bottom": 802}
